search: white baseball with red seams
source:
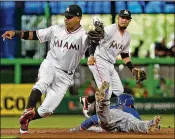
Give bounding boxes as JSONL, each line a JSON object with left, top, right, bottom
{"left": 89, "top": 24, "right": 131, "bottom": 99}
{"left": 33, "top": 24, "right": 89, "bottom": 117}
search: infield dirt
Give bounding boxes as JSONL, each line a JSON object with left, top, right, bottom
{"left": 1, "top": 127, "right": 174, "bottom": 139}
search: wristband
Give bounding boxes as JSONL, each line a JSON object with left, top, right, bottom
{"left": 14, "top": 30, "right": 22, "bottom": 37}
{"left": 126, "top": 61, "right": 135, "bottom": 71}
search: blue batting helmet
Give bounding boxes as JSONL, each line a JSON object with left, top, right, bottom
{"left": 117, "top": 93, "right": 134, "bottom": 106}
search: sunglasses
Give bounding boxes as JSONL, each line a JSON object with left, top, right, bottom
{"left": 65, "top": 16, "right": 74, "bottom": 19}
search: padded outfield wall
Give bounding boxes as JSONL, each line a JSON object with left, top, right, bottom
{"left": 1, "top": 58, "right": 174, "bottom": 115}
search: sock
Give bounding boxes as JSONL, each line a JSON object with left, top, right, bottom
{"left": 111, "top": 92, "right": 117, "bottom": 98}
{"left": 26, "top": 88, "right": 42, "bottom": 109}
{"left": 87, "top": 95, "right": 95, "bottom": 104}
{"left": 31, "top": 109, "right": 42, "bottom": 121}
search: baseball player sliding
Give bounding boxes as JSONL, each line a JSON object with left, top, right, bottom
{"left": 2, "top": 4, "right": 104, "bottom": 134}
{"left": 80, "top": 10, "right": 146, "bottom": 118}
{"left": 71, "top": 82, "right": 162, "bottom": 133}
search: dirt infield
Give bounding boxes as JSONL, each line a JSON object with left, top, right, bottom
{"left": 1, "top": 128, "right": 174, "bottom": 139}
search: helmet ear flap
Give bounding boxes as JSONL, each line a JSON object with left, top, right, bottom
{"left": 125, "top": 97, "right": 134, "bottom": 106}
{"left": 117, "top": 93, "right": 134, "bottom": 106}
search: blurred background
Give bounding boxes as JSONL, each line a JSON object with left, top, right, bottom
{"left": 0, "top": 1, "right": 174, "bottom": 116}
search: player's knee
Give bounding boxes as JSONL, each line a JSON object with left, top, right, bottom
{"left": 112, "top": 87, "right": 124, "bottom": 96}
{"left": 33, "top": 81, "right": 50, "bottom": 94}
{"left": 120, "top": 86, "right": 124, "bottom": 94}
{"left": 37, "top": 106, "right": 53, "bottom": 118}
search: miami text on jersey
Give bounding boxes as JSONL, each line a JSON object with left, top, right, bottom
{"left": 109, "top": 40, "right": 123, "bottom": 50}
{"left": 53, "top": 39, "right": 79, "bottom": 51}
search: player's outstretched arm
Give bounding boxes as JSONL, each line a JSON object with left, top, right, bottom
{"left": 2, "top": 30, "right": 39, "bottom": 41}
{"left": 70, "top": 115, "right": 100, "bottom": 132}
{"left": 121, "top": 53, "right": 135, "bottom": 70}
{"left": 81, "top": 115, "right": 99, "bottom": 129}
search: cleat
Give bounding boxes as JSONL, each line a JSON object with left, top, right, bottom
{"left": 80, "top": 96, "right": 90, "bottom": 118}
{"left": 148, "top": 115, "right": 162, "bottom": 133}
{"left": 20, "top": 128, "right": 29, "bottom": 134}
{"left": 19, "top": 108, "right": 35, "bottom": 134}
{"left": 95, "top": 81, "right": 110, "bottom": 102}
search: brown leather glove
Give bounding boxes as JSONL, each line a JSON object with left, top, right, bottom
{"left": 87, "top": 20, "right": 104, "bottom": 45}
{"left": 132, "top": 68, "right": 147, "bottom": 84}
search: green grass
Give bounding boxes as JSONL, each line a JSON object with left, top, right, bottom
{"left": 1, "top": 114, "right": 174, "bottom": 129}
{"left": 1, "top": 115, "right": 85, "bottom": 128}
{"left": 1, "top": 136, "right": 18, "bottom": 139}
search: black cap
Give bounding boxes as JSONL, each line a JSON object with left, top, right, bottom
{"left": 119, "top": 10, "right": 132, "bottom": 19}
{"left": 60, "top": 4, "right": 82, "bottom": 17}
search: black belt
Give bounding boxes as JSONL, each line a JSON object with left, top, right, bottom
{"left": 62, "top": 70, "right": 73, "bottom": 75}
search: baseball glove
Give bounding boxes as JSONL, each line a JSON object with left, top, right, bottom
{"left": 87, "top": 21, "right": 104, "bottom": 45}
{"left": 132, "top": 68, "right": 147, "bottom": 84}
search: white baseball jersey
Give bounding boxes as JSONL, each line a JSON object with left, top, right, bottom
{"left": 94, "top": 24, "right": 131, "bottom": 64}
{"left": 36, "top": 25, "right": 89, "bottom": 71}
{"left": 34, "top": 25, "right": 90, "bottom": 117}
{"left": 89, "top": 24, "right": 131, "bottom": 97}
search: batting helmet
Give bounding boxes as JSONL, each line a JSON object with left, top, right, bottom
{"left": 117, "top": 93, "right": 134, "bottom": 106}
